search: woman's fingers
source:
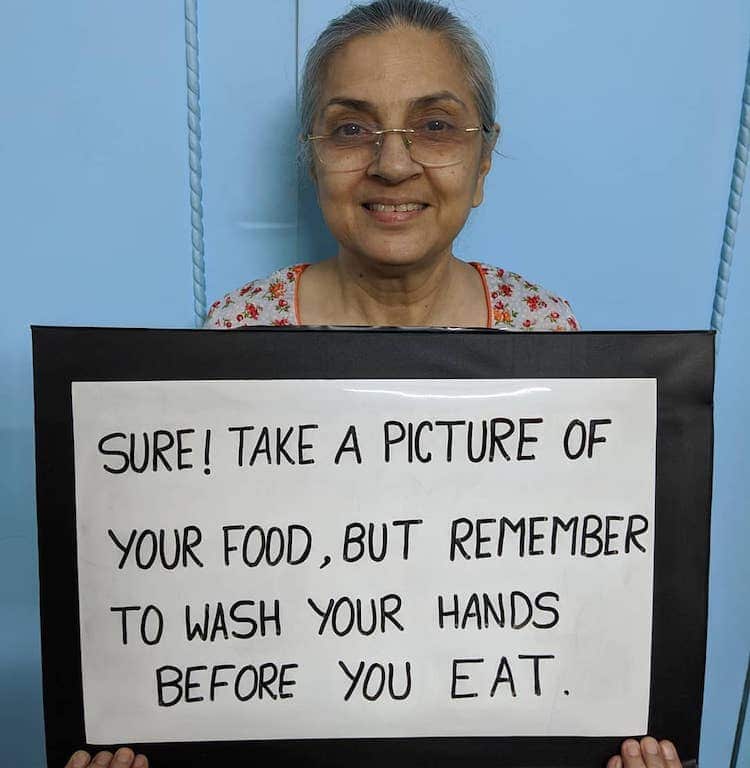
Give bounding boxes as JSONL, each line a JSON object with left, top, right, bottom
{"left": 64, "top": 747, "right": 147, "bottom": 768}
{"left": 657, "top": 739, "right": 681, "bottom": 765}
{"left": 64, "top": 751, "right": 92, "bottom": 768}
{"left": 640, "top": 736, "right": 682, "bottom": 767}
{"left": 90, "top": 752, "right": 114, "bottom": 767}
{"left": 640, "top": 736, "right": 667, "bottom": 766}
{"left": 110, "top": 747, "right": 149, "bottom": 768}
{"left": 108, "top": 748, "right": 137, "bottom": 767}
{"left": 616, "top": 737, "right": 683, "bottom": 768}
{"left": 620, "top": 738, "right": 647, "bottom": 767}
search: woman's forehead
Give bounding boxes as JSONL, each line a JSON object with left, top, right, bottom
{"left": 320, "top": 27, "right": 472, "bottom": 110}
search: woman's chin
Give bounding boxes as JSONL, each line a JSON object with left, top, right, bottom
{"left": 345, "top": 245, "right": 446, "bottom": 272}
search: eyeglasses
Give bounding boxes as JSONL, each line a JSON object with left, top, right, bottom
{"left": 305, "top": 121, "right": 495, "bottom": 172}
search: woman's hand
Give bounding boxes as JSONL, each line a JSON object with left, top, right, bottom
{"left": 63, "top": 739, "right": 680, "bottom": 768}
{"left": 607, "top": 737, "right": 681, "bottom": 767}
{"left": 64, "top": 748, "right": 148, "bottom": 768}
{"left": 63, "top": 739, "right": 680, "bottom": 767}
{"left": 64, "top": 737, "right": 680, "bottom": 767}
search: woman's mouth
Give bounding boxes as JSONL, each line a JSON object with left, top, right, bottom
{"left": 362, "top": 202, "right": 428, "bottom": 223}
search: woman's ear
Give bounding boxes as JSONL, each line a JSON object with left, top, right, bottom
{"left": 472, "top": 122, "right": 501, "bottom": 208}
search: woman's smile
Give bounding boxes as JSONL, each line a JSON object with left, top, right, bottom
{"left": 361, "top": 200, "right": 430, "bottom": 225}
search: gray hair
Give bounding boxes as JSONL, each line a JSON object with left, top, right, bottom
{"left": 298, "top": 0, "right": 498, "bottom": 169}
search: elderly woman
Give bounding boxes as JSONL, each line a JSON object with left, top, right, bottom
{"left": 204, "top": 1, "right": 578, "bottom": 332}
{"left": 65, "top": 2, "right": 682, "bottom": 767}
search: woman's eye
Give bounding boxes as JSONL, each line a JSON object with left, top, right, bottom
{"left": 424, "top": 119, "right": 450, "bottom": 132}
{"left": 333, "top": 123, "right": 367, "bottom": 137}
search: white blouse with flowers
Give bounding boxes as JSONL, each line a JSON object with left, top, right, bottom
{"left": 204, "top": 262, "right": 579, "bottom": 332}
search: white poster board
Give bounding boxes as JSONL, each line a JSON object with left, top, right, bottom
{"left": 72, "top": 378, "right": 656, "bottom": 743}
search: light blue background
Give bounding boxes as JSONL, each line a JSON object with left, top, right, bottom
{"left": 1, "top": 1, "right": 748, "bottom": 765}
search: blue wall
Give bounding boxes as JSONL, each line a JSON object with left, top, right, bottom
{"left": 1, "top": 1, "right": 748, "bottom": 765}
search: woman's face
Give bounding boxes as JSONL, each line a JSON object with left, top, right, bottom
{"left": 311, "top": 26, "right": 496, "bottom": 270}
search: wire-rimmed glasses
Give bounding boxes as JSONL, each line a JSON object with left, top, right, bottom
{"left": 304, "top": 121, "right": 496, "bottom": 172}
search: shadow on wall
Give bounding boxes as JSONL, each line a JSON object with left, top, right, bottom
{"left": 1, "top": 655, "right": 45, "bottom": 766}
{"left": 296, "top": 161, "right": 339, "bottom": 266}
{"left": 0, "top": 428, "right": 45, "bottom": 766}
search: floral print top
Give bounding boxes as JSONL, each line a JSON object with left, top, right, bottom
{"left": 204, "top": 262, "right": 579, "bottom": 332}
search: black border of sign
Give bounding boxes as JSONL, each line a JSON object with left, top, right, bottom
{"left": 32, "top": 326, "right": 714, "bottom": 768}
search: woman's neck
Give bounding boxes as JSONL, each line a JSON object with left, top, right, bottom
{"left": 336, "top": 252, "right": 458, "bottom": 326}
{"left": 299, "top": 252, "right": 487, "bottom": 327}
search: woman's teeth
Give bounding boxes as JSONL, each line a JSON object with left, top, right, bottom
{"left": 365, "top": 203, "right": 426, "bottom": 212}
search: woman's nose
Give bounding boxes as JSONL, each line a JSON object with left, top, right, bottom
{"left": 368, "top": 131, "right": 422, "bottom": 181}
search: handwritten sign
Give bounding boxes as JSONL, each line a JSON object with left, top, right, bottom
{"left": 71, "top": 378, "right": 656, "bottom": 744}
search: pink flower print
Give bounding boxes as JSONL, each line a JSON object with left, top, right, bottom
{"left": 524, "top": 295, "right": 542, "bottom": 312}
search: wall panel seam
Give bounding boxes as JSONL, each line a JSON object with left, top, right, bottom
{"left": 711, "top": 44, "right": 750, "bottom": 345}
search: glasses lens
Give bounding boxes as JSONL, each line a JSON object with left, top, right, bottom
{"left": 315, "top": 125, "right": 377, "bottom": 171}
{"left": 410, "top": 123, "right": 475, "bottom": 167}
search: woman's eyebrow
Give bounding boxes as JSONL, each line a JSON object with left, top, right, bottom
{"left": 322, "top": 91, "right": 467, "bottom": 114}
{"left": 322, "top": 97, "right": 377, "bottom": 115}
{"left": 410, "top": 91, "right": 467, "bottom": 110}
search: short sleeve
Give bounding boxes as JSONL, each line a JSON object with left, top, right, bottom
{"left": 475, "top": 263, "right": 580, "bottom": 332}
{"left": 203, "top": 266, "right": 304, "bottom": 329}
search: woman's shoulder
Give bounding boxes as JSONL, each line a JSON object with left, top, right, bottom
{"left": 471, "top": 261, "right": 580, "bottom": 332}
{"left": 204, "top": 264, "right": 308, "bottom": 329}
{"left": 205, "top": 260, "right": 579, "bottom": 332}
